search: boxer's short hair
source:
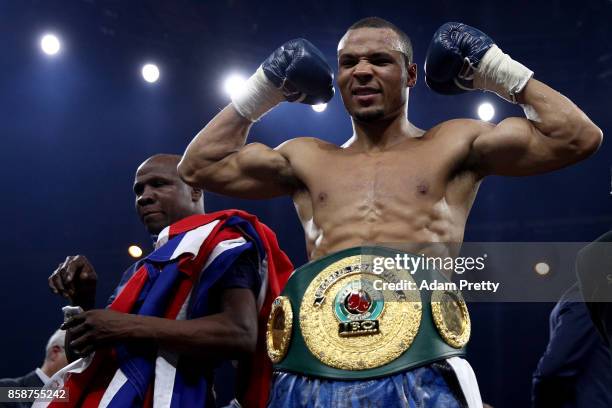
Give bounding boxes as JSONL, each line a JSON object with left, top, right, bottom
{"left": 347, "top": 17, "right": 413, "bottom": 64}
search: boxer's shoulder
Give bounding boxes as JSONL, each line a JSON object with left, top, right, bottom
{"left": 275, "top": 137, "right": 345, "bottom": 185}
{"left": 431, "top": 118, "right": 492, "bottom": 134}
{"left": 425, "top": 118, "right": 493, "bottom": 144}
{"left": 277, "top": 136, "right": 340, "bottom": 157}
{"left": 412, "top": 119, "right": 495, "bottom": 170}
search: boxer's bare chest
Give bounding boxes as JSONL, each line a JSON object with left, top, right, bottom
{"left": 290, "top": 135, "right": 479, "bottom": 258}
{"left": 295, "top": 136, "right": 470, "bottom": 218}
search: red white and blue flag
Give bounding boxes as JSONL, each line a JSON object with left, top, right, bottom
{"left": 35, "top": 210, "right": 293, "bottom": 408}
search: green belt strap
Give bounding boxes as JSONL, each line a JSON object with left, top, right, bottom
{"left": 274, "top": 246, "right": 466, "bottom": 380}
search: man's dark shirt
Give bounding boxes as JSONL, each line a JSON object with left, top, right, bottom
{"left": 576, "top": 231, "right": 612, "bottom": 351}
{"left": 107, "top": 250, "right": 261, "bottom": 308}
{"left": 532, "top": 283, "right": 612, "bottom": 408}
{"left": 105, "top": 248, "right": 260, "bottom": 406}
{"left": 0, "top": 371, "right": 44, "bottom": 408}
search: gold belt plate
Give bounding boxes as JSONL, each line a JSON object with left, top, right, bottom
{"left": 266, "top": 296, "right": 293, "bottom": 363}
{"left": 300, "top": 254, "right": 422, "bottom": 370}
{"left": 431, "top": 289, "right": 471, "bottom": 348}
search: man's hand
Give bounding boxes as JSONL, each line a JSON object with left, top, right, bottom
{"left": 61, "top": 309, "right": 134, "bottom": 357}
{"left": 424, "top": 22, "right": 533, "bottom": 103}
{"left": 49, "top": 255, "right": 97, "bottom": 310}
{"left": 231, "top": 38, "right": 334, "bottom": 121}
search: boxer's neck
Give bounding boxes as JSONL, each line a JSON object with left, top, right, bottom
{"left": 349, "top": 109, "right": 419, "bottom": 152}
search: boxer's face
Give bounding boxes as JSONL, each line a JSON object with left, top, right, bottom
{"left": 133, "top": 157, "right": 201, "bottom": 235}
{"left": 337, "top": 28, "right": 416, "bottom": 123}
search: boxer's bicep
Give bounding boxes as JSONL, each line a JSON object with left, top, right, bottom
{"left": 470, "top": 117, "right": 570, "bottom": 177}
{"left": 196, "top": 142, "right": 299, "bottom": 199}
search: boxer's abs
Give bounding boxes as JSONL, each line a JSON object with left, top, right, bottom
{"left": 298, "top": 194, "right": 470, "bottom": 260}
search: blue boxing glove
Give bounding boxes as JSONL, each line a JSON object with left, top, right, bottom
{"left": 424, "top": 22, "right": 533, "bottom": 103}
{"left": 262, "top": 39, "right": 334, "bottom": 104}
{"left": 232, "top": 38, "right": 334, "bottom": 121}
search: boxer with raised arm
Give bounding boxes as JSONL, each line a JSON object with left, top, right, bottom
{"left": 179, "top": 17, "right": 602, "bottom": 408}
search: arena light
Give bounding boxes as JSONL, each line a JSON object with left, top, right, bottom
{"left": 128, "top": 245, "right": 143, "bottom": 258}
{"left": 312, "top": 103, "right": 327, "bottom": 113}
{"left": 141, "top": 63, "right": 160, "bottom": 83}
{"left": 534, "top": 262, "right": 550, "bottom": 276}
{"left": 40, "top": 33, "right": 61, "bottom": 56}
{"left": 477, "top": 102, "right": 495, "bottom": 121}
{"left": 223, "top": 74, "right": 247, "bottom": 99}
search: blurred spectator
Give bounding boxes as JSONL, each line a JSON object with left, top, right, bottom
{"left": 0, "top": 329, "right": 67, "bottom": 408}
{"left": 576, "top": 231, "right": 612, "bottom": 358}
{"left": 532, "top": 283, "right": 612, "bottom": 407}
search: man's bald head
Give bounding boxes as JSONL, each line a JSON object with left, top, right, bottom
{"left": 137, "top": 153, "right": 182, "bottom": 172}
{"left": 134, "top": 154, "right": 204, "bottom": 235}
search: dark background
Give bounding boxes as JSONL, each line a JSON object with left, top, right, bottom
{"left": 1, "top": 1, "right": 611, "bottom": 406}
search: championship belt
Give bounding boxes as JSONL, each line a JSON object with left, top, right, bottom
{"left": 266, "top": 246, "right": 470, "bottom": 380}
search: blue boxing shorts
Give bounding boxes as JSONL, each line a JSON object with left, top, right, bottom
{"left": 267, "top": 357, "right": 482, "bottom": 408}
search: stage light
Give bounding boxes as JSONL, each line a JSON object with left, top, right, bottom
{"left": 223, "top": 74, "right": 246, "bottom": 98}
{"left": 128, "top": 245, "right": 143, "bottom": 258}
{"left": 312, "top": 103, "right": 327, "bottom": 112}
{"left": 142, "top": 63, "right": 160, "bottom": 83}
{"left": 477, "top": 102, "right": 495, "bottom": 121}
{"left": 534, "top": 262, "right": 550, "bottom": 276}
{"left": 40, "top": 33, "right": 61, "bottom": 56}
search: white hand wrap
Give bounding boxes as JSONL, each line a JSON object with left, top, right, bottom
{"left": 473, "top": 45, "right": 534, "bottom": 103}
{"left": 231, "top": 66, "right": 285, "bottom": 122}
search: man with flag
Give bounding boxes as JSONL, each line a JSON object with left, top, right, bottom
{"left": 44, "top": 154, "right": 292, "bottom": 408}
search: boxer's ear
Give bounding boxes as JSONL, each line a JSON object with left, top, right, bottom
{"left": 406, "top": 62, "right": 417, "bottom": 88}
